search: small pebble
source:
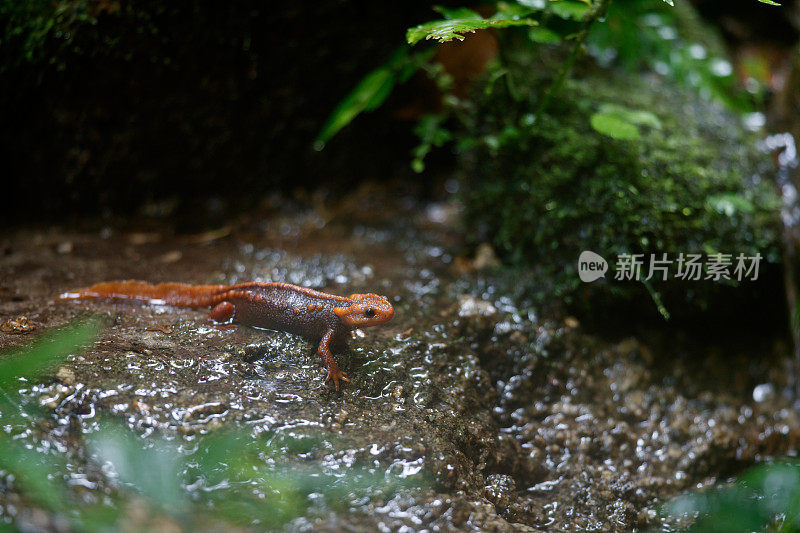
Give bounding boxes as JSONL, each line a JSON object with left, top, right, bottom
{"left": 56, "top": 366, "right": 76, "bottom": 386}
{"left": 335, "top": 409, "right": 349, "bottom": 424}
{"left": 1, "top": 316, "right": 34, "bottom": 334}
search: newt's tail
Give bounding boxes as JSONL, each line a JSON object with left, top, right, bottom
{"left": 58, "top": 280, "right": 228, "bottom": 308}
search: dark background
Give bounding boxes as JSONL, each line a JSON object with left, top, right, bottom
{"left": 1, "top": 0, "right": 797, "bottom": 226}
{"left": 1, "top": 1, "right": 452, "bottom": 226}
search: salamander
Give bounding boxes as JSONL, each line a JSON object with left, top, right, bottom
{"left": 58, "top": 280, "right": 395, "bottom": 390}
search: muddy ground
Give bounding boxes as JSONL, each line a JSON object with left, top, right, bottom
{"left": 1, "top": 187, "right": 798, "bottom": 531}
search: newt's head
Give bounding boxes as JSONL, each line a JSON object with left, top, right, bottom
{"left": 334, "top": 293, "right": 394, "bottom": 329}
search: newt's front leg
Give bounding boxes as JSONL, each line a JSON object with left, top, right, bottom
{"left": 318, "top": 330, "right": 349, "bottom": 391}
{"left": 208, "top": 301, "right": 235, "bottom": 323}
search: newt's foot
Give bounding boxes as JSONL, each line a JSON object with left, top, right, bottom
{"left": 325, "top": 366, "right": 350, "bottom": 391}
{"left": 209, "top": 322, "right": 238, "bottom": 330}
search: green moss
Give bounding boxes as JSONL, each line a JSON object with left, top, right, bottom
{"left": 0, "top": 0, "right": 97, "bottom": 74}
{"left": 459, "top": 66, "right": 781, "bottom": 310}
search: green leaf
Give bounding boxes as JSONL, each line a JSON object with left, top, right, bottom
{"left": 548, "top": 1, "right": 590, "bottom": 20}
{"left": 590, "top": 103, "right": 663, "bottom": 141}
{"left": 407, "top": 11, "right": 536, "bottom": 45}
{"left": 590, "top": 113, "right": 640, "bottom": 140}
{"left": 0, "top": 435, "right": 70, "bottom": 512}
{"left": 494, "top": 2, "right": 537, "bottom": 17}
{"left": 412, "top": 114, "right": 452, "bottom": 172}
{"left": 432, "top": 6, "right": 482, "bottom": 19}
{"left": 315, "top": 66, "right": 395, "bottom": 147}
{"left": 0, "top": 318, "right": 101, "bottom": 390}
{"left": 705, "top": 194, "right": 756, "bottom": 216}
{"left": 516, "top": 0, "right": 547, "bottom": 8}
{"left": 757, "top": 0, "right": 781, "bottom": 5}
{"left": 529, "top": 27, "right": 563, "bottom": 44}
{"left": 0, "top": 319, "right": 103, "bottom": 523}
{"left": 597, "top": 103, "right": 662, "bottom": 129}
{"left": 88, "top": 422, "right": 187, "bottom": 513}
{"left": 315, "top": 48, "right": 434, "bottom": 147}
{"left": 664, "top": 463, "right": 800, "bottom": 532}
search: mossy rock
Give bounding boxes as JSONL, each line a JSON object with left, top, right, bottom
{"left": 459, "top": 66, "right": 782, "bottom": 318}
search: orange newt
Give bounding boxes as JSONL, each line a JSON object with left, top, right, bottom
{"left": 59, "top": 281, "right": 395, "bottom": 390}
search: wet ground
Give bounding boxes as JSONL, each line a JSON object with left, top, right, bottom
{"left": 1, "top": 185, "right": 798, "bottom": 531}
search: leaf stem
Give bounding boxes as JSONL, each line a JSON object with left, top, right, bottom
{"left": 533, "top": 0, "right": 612, "bottom": 123}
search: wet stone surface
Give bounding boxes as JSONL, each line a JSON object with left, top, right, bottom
{"left": 0, "top": 191, "right": 798, "bottom": 531}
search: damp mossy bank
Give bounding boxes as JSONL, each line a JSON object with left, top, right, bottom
{"left": 458, "top": 61, "right": 782, "bottom": 316}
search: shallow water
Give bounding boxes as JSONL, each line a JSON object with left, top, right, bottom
{"left": 0, "top": 189, "right": 797, "bottom": 531}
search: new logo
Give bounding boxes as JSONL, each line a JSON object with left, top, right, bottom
{"left": 578, "top": 251, "right": 608, "bottom": 282}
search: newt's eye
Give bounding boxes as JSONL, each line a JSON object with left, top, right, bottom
{"left": 364, "top": 307, "right": 375, "bottom": 318}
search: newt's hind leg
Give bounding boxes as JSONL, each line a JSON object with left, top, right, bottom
{"left": 209, "top": 301, "right": 235, "bottom": 324}
{"left": 318, "top": 330, "right": 349, "bottom": 391}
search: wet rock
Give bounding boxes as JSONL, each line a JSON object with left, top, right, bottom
{"left": 56, "top": 366, "right": 76, "bottom": 386}
{"left": 460, "top": 43, "right": 781, "bottom": 317}
{"left": 484, "top": 474, "right": 516, "bottom": 511}
{"left": 182, "top": 402, "right": 229, "bottom": 423}
{"left": 38, "top": 383, "right": 74, "bottom": 410}
{"left": 473, "top": 243, "right": 500, "bottom": 271}
{"left": 0, "top": 194, "right": 798, "bottom": 531}
{"left": 457, "top": 294, "right": 498, "bottom": 318}
{"left": 56, "top": 241, "right": 73, "bottom": 254}
{"left": 334, "top": 409, "right": 349, "bottom": 425}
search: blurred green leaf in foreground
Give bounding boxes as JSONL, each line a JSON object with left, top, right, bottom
{"left": 0, "top": 319, "right": 429, "bottom": 531}
{"left": 0, "top": 317, "right": 100, "bottom": 393}
{"left": 0, "top": 318, "right": 101, "bottom": 516}
{"left": 662, "top": 461, "right": 800, "bottom": 531}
